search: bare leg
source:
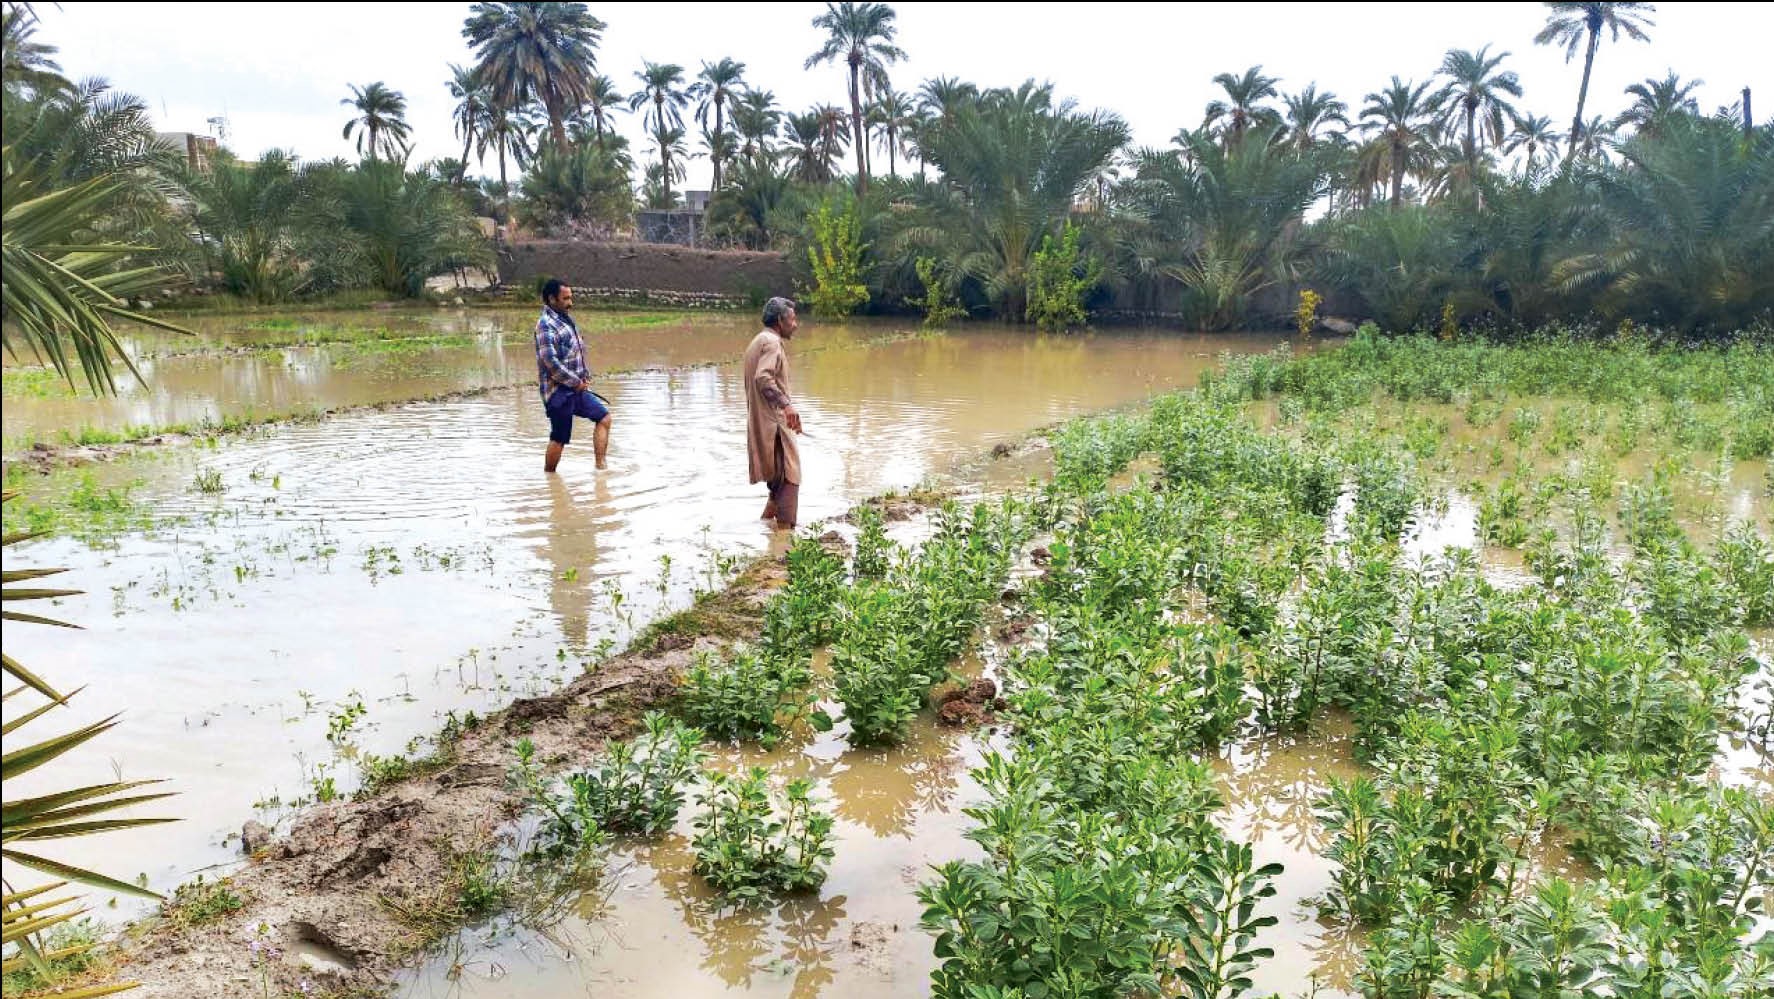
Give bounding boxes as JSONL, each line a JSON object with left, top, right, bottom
{"left": 593, "top": 415, "right": 611, "bottom": 470}
{"left": 544, "top": 440, "right": 564, "bottom": 473}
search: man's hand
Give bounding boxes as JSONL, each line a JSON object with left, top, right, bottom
{"left": 784, "top": 406, "right": 803, "bottom": 434}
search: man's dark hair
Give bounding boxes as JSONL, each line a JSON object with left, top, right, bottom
{"left": 541, "top": 278, "right": 567, "bottom": 304}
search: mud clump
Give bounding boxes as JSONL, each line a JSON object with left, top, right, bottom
{"left": 936, "top": 678, "right": 1001, "bottom": 728}
{"left": 647, "top": 631, "right": 695, "bottom": 656}
{"left": 998, "top": 615, "right": 1034, "bottom": 644}
{"left": 504, "top": 694, "right": 570, "bottom": 730}
{"left": 241, "top": 820, "right": 273, "bottom": 855}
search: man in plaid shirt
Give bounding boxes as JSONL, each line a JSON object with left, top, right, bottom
{"left": 535, "top": 279, "right": 611, "bottom": 472}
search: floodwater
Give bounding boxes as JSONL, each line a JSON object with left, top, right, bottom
{"left": 404, "top": 646, "right": 998, "bottom": 999}
{"left": 0, "top": 309, "right": 1287, "bottom": 922}
{"left": 1, "top": 310, "right": 898, "bottom": 446}
{"left": 4, "top": 308, "right": 1767, "bottom": 999}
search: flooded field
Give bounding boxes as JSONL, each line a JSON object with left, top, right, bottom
{"left": 0, "top": 308, "right": 1285, "bottom": 913}
{"left": 5, "top": 312, "right": 1768, "bottom": 999}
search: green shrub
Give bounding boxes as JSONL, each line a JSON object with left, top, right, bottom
{"left": 691, "top": 767, "right": 834, "bottom": 900}
{"left": 804, "top": 199, "right": 869, "bottom": 318}
{"left": 678, "top": 645, "right": 822, "bottom": 746}
{"left": 517, "top": 712, "right": 705, "bottom": 851}
{"left": 1025, "top": 223, "right": 1100, "bottom": 332}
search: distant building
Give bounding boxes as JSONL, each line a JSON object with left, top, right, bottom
{"left": 638, "top": 208, "right": 705, "bottom": 247}
{"left": 681, "top": 190, "right": 713, "bottom": 213}
{"left": 157, "top": 132, "right": 220, "bottom": 173}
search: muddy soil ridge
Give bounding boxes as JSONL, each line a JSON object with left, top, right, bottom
{"left": 100, "top": 527, "right": 865, "bottom": 998}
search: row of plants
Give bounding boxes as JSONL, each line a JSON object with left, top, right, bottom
{"left": 918, "top": 332, "right": 1773, "bottom": 995}
{"left": 507, "top": 502, "right": 1030, "bottom": 902}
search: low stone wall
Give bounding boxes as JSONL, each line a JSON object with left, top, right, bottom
{"left": 498, "top": 240, "right": 795, "bottom": 304}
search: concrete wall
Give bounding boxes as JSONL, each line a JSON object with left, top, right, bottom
{"left": 498, "top": 240, "right": 796, "bottom": 308}
{"left": 637, "top": 209, "right": 704, "bottom": 247}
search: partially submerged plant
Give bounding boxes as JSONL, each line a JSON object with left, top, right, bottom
{"left": 691, "top": 767, "right": 834, "bottom": 901}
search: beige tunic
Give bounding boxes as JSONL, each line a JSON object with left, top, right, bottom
{"left": 743, "top": 329, "right": 800, "bottom": 485}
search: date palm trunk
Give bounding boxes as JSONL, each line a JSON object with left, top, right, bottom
{"left": 1390, "top": 142, "right": 1405, "bottom": 206}
{"left": 1567, "top": 24, "right": 1601, "bottom": 158}
{"left": 713, "top": 97, "right": 727, "bottom": 191}
{"left": 848, "top": 55, "right": 868, "bottom": 194}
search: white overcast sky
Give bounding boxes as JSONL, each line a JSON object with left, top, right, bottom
{"left": 37, "top": 2, "right": 1773, "bottom": 191}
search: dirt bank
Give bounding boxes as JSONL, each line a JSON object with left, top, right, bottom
{"left": 98, "top": 550, "right": 807, "bottom": 999}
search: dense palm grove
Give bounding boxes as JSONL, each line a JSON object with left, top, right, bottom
{"left": 4, "top": 0, "right": 1770, "bottom": 332}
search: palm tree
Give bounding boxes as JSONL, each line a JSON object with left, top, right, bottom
{"left": 1283, "top": 84, "right": 1348, "bottom": 150}
{"left": 1534, "top": 2, "right": 1656, "bottom": 158}
{"left": 478, "top": 98, "right": 536, "bottom": 221}
{"left": 578, "top": 73, "right": 625, "bottom": 149}
{"left": 813, "top": 103, "right": 851, "bottom": 177}
{"left": 1361, "top": 76, "right": 1440, "bottom": 205}
{"left": 708, "top": 155, "right": 801, "bottom": 249}
{"left": 1615, "top": 71, "right": 1702, "bottom": 137}
{"left": 805, "top": 1, "right": 905, "bottom": 195}
{"left": 447, "top": 64, "right": 490, "bottom": 182}
{"left": 2, "top": 3, "right": 68, "bottom": 99}
{"left": 630, "top": 61, "right": 689, "bottom": 207}
{"left": 785, "top": 111, "right": 832, "bottom": 183}
{"left": 1503, "top": 112, "right": 1560, "bottom": 176}
{"left": 871, "top": 87, "right": 915, "bottom": 178}
{"left": 700, "top": 125, "right": 737, "bottom": 192}
{"left": 917, "top": 75, "right": 978, "bottom": 124}
{"left": 180, "top": 149, "right": 308, "bottom": 301}
{"left": 1436, "top": 46, "right": 1522, "bottom": 172}
{"left": 1203, "top": 66, "right": 1283, "bottom": 147}
{"left": 906, "top": 82, "right": 1130, "bottom": 319}
{"left": 733, "top": 89, "right": 781, "bottom": 163}
{"left": 1556, "top": 114, "right": 1773, "bottom": 330}
{"left": 462, "top": 1, "right": 606, "bottom": 152}
{"left": 341, "top": 81, "right": 411, "bottom": 162}
{"left": 1571, "top": 114, "right": 1619, "bottom": 161}
{"left": 691, "top": 58, "right": 746, "bottom": 191}
{"left": 2, "top": 144, "right": 186, "bottom": 992}
{"left": 915, "top": 76, "right": 977, "bottom": 177}
{"left": 1120, "top": 131, "right": 1328, "bottom": 329}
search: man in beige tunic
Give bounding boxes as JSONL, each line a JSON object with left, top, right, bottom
{"left": 744, "top": 297, "right": 804, "bottom": 529}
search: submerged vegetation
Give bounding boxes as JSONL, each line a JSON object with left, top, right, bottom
{"left": 4, "top": 0, "right": 1772, "bottom": 995}
{"left": 497, "top": 325, "right": 1772, "bottom": 993}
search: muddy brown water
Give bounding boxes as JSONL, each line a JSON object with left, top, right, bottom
{"left": 0, "top": 310, "right": 1285, "bottom": 914}
{"left": 3, "top": 310, "right": 1767, "bottom": 998}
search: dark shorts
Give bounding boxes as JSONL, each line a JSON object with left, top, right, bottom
{"left": 544, "top": 386, "right": 610, "bottom": 445}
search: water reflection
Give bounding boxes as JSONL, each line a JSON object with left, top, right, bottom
{"left": 535, "top": 474, "right": 610, "bottom": 650}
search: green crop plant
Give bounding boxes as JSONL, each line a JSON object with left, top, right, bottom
{"left": 691, "top": 767, "right": 834, "bottom": 900}
{"left": 831, "top": 584, "right": 927, "bottom": 745}
{"left": 678, "top": 645, "right": 825, "bottom": 746}
{"left": 850, "top": 504, "right": 892, "bottom": 581}
{"left": 832, "top": 500, "right": 1029, "bottom": 746}
{"left": 1713, "top": 523, "right": 1774, "bottom": 626}
{"left": 519, "top": 712, "right": 705, "bottom": 852}
{"left": 774, "top": 534, "right": 846, "bottom": 650}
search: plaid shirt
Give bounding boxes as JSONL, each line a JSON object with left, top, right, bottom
{"left": 534, "top": 306, "right": 588, "bottom": 398}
